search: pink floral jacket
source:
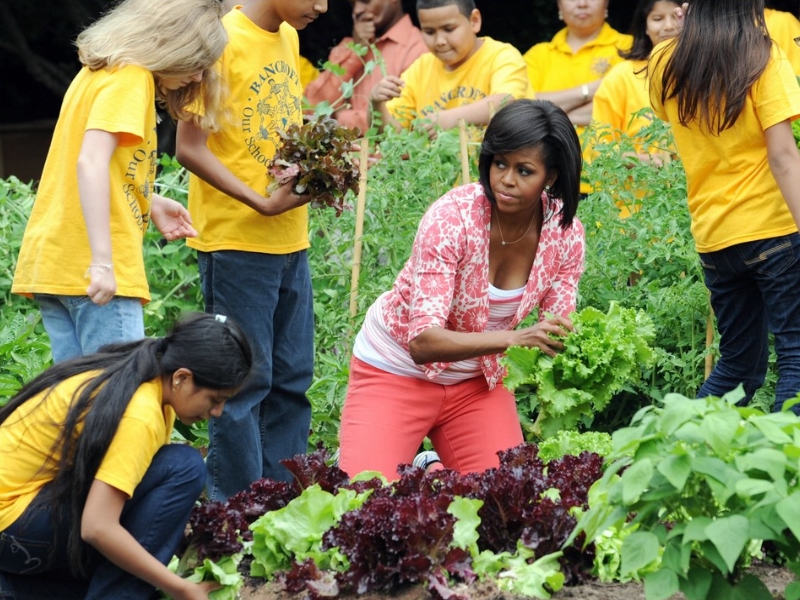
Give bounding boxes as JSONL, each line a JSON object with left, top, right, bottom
{"left": 379, "top": 182, "right": 585, "bottom": 388}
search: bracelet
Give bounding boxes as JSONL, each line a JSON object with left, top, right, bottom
{"left": 84, "top": 263, "right": 113, "bottom": 279}
{"left": 581, "top": 84, "right": 590, "bottom": 102}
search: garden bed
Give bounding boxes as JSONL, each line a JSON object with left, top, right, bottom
{"left": 240, "top": 561, "right": 795, "bottom": 600}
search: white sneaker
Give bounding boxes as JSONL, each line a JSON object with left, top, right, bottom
{"left": 412, "top": 450, "right": 441, "bottom": 470}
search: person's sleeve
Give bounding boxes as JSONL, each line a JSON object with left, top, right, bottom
{"left": 95, "top": 415, "right": 164, "bottom": 498}
{"left": 592, "top": 65, "right": 626, "bottom": 133}
{"left": 304, "top": 38, "right": 363, "bottom": 106}
{"left": 86, "top": 67, "right": 152, "bottom": 146}
{"left": 754, "top": 47, "right": 800, "bottom": 130}
{"left": 487, "top": 44, "right": 534, "bottom": 99}
{"left": 539, "top": 219, "right": 585, "bottom": 318}
{"left": 405, "top": 195, "right": 465, "bottom": 341}
{"left": 386, "top": 61, "right": 422, "bottom": 128}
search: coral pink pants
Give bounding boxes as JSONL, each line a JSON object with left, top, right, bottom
{"left": 339, "top": 356, "right": 524, "bottom": 480}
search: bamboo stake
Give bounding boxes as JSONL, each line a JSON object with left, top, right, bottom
{"left": 458, "top": 118, "right": 470, "bottom": 185}
{"left": 704, "top": 301, "right": 715, "bottom": 380}
{"left": 349, "top": 139, "right": 370, "bottom": 318}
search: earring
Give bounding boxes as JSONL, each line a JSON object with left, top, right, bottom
{"left": 605, "top": 9, "right": 608, "bottom": 19}
{"left": 558, "top": 11, "right": 563, "bottom": 20}
{"left": 173, "top": 379, "right": 180, "bottom": 391}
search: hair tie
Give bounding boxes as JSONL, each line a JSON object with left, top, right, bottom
{"left": 215, "top": 314, "right": 228, "bottom": 324}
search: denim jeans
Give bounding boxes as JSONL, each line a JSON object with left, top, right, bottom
{"left": 698, "top": 233, "right": 800, "bottom": 412}
{"left": 198, "top": 250, "right": 314, "bottom": 499}
{"left": 35, "top": 294, "right": 145, "bottom": 363}
{"left": 0, "top": 445, "right": 204, "bottom": 600}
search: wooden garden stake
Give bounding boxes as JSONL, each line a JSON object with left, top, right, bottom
{"left": 349, "top": 139, "right": 370, "bottom": 318}
{"left": 704, "top": 301, "right": 715, "bottom": 379}
{"left": 458, "top": 119, "right": 470, "bottom": 185}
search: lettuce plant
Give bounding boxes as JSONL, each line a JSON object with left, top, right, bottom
{"left": 503, "top": 302, "right": 656, "bottom": 438}
{"left": 268, "top": 117, "right": 360, "bottom": 216}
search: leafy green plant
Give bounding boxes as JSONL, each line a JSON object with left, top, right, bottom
{"left": 504, "top": 303, "right": 656, "bottom": 439}
{"left": 569, "top": 388, "right": 800, "bottom": 600}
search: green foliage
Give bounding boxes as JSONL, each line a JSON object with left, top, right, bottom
{"left": 536, "top": 430, "right": 613, "bottom": 463}
{"left": 0, "top": 177, "right": 51, "bottom": 405}
{"left": 569, "top": 388, "right": 800, "bottom": 599}
{"left": 575, "top": 119, "right": 727, "bottom": 429}
{"left": 449, "top": 497, "right": 566, "bottom": 598}
{"left": 504, "top": 303, "right": 656, "bottom": 439}
{"left": 249, "top": 483, "right": 370, "bottom": 578}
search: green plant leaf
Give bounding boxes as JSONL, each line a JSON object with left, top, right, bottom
{"left": 621, "top": 531, "right": 661, "bottom": 577}
{"left": 679, "top": 567, "right": 712, "bottom": 600}
{"left": 705, "top": 515, "right": 749, "bottom": 575}
{"left": 621, "top": 458, "right": 654, "bottom": 505}
{"left": 656, "top": 453, "right": 691, "bottom": 492}
{"left": 776, "top": 492, "right": 800, "bottom": 543}
{"left": 644, "top": 568, "right": 679, "bottom": 600}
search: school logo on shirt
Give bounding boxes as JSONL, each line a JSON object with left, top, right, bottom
{"left": 422, "top": 86, "right": 487, "bottom": 115}
{"left": 242, "top": 60, "right": 302, "bottom": 166}
{"left": 121, "top": 127, "right": 157, "bottom": 233}
{"left": 592, "top": 58, "right": 612, "bottom": 76}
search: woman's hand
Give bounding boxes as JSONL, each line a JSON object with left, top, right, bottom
{"left": 151, "top": 194, "right": 197, "bottom": 241}
{"left": 513, "top": 315, "right": 574, "bottom": 357}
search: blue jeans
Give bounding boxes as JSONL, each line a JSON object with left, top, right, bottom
{"left": 0, "top": 445, "right": 205, "bottom": 600}
{"left": 698, "top": 233, "right": 800, "bottom": 412}
{"left": 198, "top": 250, "right": 314, "bottom": 499}
{"left": 35, "top": 294, "right": 145, "bottom": 363}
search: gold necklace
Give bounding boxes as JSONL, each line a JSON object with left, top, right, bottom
{"left": 494, "top": 204, "right": 539, "bottom": 246}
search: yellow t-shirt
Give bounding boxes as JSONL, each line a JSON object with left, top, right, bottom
{"left": 0, "top": 376, "right": 175, "bottom": 530}
{"left": 12, "top": 65, "right": 157, "bottom": 302}
{"left": 592, "top": 59, "right": 655, "bottom": 141}
{"left": 386, "top": 37, "right": 532, "bottom": 129}
{"left": 524, "top": 23, "right": 633, "bottom": 97}
{"left": 298, "top": 55, "right": 320, "bottom": 91}
{"left": 187, "top": 8, "right": 309, "bottom": 254}
{"left": 649, "top": 42, "right": 800, "bottom": 252}
{"left": 765, "top": 8, "right": 800, "bottom": 75}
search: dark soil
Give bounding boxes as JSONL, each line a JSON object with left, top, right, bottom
{"left": 240, "top": 561, "right": 796, "bottom": 600}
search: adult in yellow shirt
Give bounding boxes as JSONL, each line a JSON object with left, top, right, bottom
{"left": 370, "top": 0, "right": 531, "bottom": 134}
{"left": 765, "top": 5, "right": 800, "bottom": 75}
{"left": 0, "top": 314, "right": 252, "bottom": 599}
{"left": 524, "top": 0, "right": 632, "bottom": 132}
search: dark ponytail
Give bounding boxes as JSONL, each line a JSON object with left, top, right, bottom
{"left": 0, "top": 312, "right": 252, "bottom": 575}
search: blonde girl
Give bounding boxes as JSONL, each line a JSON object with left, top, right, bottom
{"left": 12, "top": 0, "right": 228, "bottom": 363}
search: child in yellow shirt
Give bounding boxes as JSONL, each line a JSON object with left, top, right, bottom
{"left": 370, "top": 0, "right": 531, "bottom": 135}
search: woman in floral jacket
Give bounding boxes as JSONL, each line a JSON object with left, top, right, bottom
{"left": 339, "top": 99, "right": 586, "bottom": 479}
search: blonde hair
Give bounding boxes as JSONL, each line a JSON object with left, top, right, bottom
{"left": 76, "top": 0, "right": 229, "bottom": 131}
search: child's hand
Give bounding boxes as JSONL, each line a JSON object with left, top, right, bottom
{"left": 674, "top": 3, "right": 688, "bottom": 27}
{"left": 86, "top": 265, "right": 117, "bottom": 306}
{"left": 254, "top": 178, "right": 312, "bottom": 216}
{"left": 370, "top": 76, "right": 404, "bottom": 103}
{"left": 151, "top": 194, "right": 197, "bottom": 241}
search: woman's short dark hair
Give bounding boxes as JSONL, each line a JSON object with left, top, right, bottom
{"left": 478, "top": 99, "right": 582, "bottom": 228}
